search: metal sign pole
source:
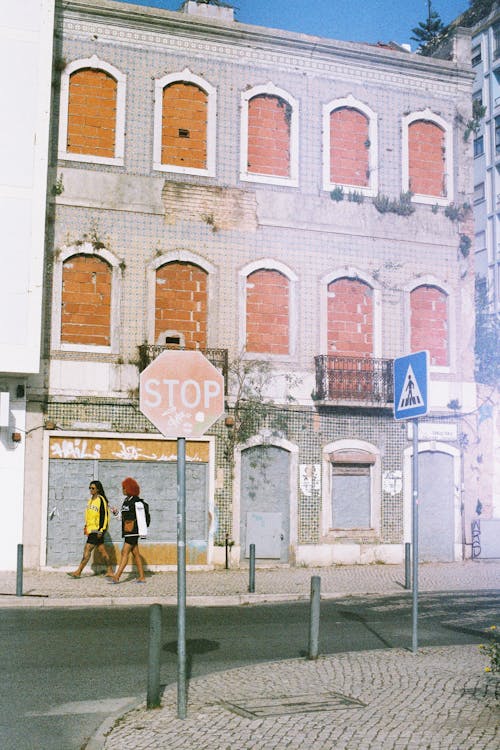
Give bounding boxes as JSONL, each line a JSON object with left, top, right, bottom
{"left": 177, "top": 436, "right": 187, "bottom": 718}
{"left": 412, "top": 418, "right": 419, "bottom": 654}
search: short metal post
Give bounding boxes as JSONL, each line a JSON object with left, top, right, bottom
{"left": 404, "top": 542, "right": 411, "bottom": 590}
{"left": 248, "top": 543, "right": 255, "bottom": 593}
{"left": 147, "top": 603, "right": 162, "bottom": 709}
{"left": 225, "top": 534, "right": 229, "bottom": 570}
{"left": 308, "top": 576, "right": 321, "bottom": 659}
{"left": 16, "top": 544, "right": 23, "bottom": 597}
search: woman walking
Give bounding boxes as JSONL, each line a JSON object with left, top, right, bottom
{"left": 68, "top": 480, "right": 115, "bottom": 578}
{"left": 109, "top": 477, "right": 150, "bottom": 583}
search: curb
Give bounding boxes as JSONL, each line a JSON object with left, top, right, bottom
{"left": 85, "top": 697, "right": 142, "bottom": 750}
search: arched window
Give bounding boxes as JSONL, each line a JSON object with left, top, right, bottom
{"left": 327, "top": 277, "right": 373, "bottom": 357}
{"left": 240, "top": 84, "right": 298, "bottom": 186}
{"left": 246, "top": 269, "right": 290, "bottom": 354}
{"left": 155, "top": 261, "right": 208, "bottom": 349}
{"left": 61, "top": 255, "right": 111, "bottom": 347}
{"left": 323, "top": 439, "right": 381, "bottom": 536}
{"left": 52, "top": 244, "right": 121, "bottom": 352}
{"left": 323, "top": 97, "right": 378, "bottom": 195}
{"left": 153, "top": 69, "right": 216, "bottom": 176}
{"left": 410, "top": 284, "right": 449, "bottom": 366}
{"left": 402, "top": 110, "right": 452, "bottom": 205}
{"left": 58, "top": 56, "right": 126, "bottom": 165}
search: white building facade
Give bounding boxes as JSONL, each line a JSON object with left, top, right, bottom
{"left": 0, "top": 1, "right": 55, "bottom": 569}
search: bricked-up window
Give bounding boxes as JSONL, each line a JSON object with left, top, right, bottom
{"left": 246, "top": 269, "right": 289, "bottom": 354}
{"left": 329, "top": 108, "right": 369, "bottom": 187}
{"left": 410, "top": 285, "right": 448, "bottom": 366}
{"left": 61, "top": 255, "right": 111, "bottom": 346}
{"left": 59, "top": 57, "right": 126, "bottom": 165}
{"left": 161, "top": 82, "right": 208, "bottom": 169}
{"left": 408, "top": 120, "right": 445, "bottom": 197}
{"left": 247, "top": 95, "right": 291, "bottom": 178}
{"left": 155, "top": 262, "right": 208, "bottom": 349}
{"left": 66, "top": 69, "right": 117, "bottom": 157}
{"left": 327, "top": 278, "right": 373, "bottom": 357}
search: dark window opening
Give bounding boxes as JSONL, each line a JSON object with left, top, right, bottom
{"left": 178, "top": 129, "right": 190, "bottom": 138}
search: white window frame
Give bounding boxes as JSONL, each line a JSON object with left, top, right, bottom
{"left": 404, "top": 276, "right": 454, "bottom": 373}
{"left": 402, "top": 109, "right": 453, "bottom": 206}
{"left": 239, "top": 258, "right": 298, "bottom": 358}
{"left": 319, "top": 268, "right": 382, "bottom": 357}
{"left": 153, "top": 69, "right": 216, "bottom": 177}
{"left": 240, "top": 83, "right": 299, "bottom": 187}
{"left": 322, "top": 439, "right": 381, "bottom": 536}
{"left": 52, "top": 243, "right": 122, "bottom": 354}
{"left": 58, "top": 56, "right": 126, "bottom": 166}
{"left": 322, "top": 95, "right": 378, "bottom": 197}
{"left": 146, "top": 250, "right": 216, "bottom": 346}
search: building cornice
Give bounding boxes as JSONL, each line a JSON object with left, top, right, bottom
{"left": 57, "top": 0, "right": 474, "bottom": 86}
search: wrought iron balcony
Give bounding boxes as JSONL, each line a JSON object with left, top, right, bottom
{"left": 137, "top": 344, "right": 229, "bottom": 394}
{"left": 314, "top": 355, "right": 394, "bottom": 406}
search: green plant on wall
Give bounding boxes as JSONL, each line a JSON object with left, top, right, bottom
{"left": 373, "top": 191, "right": 415, "bottom": 216}
{"left": 224, "top": 351, "right": 300, "bottom": 463}
{"left": 330, "top": 186, "right": 344, "bottom": 202}
{"left": 464, "top": 98, "right": 487, "bottom": 142}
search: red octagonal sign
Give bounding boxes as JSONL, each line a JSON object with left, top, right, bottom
{"left": 139, "top": 350, "right": 225, "bottom": 438}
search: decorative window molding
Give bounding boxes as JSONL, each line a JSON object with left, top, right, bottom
{"left": 403, "top": 276, "right": 454, "bottom": 372}
{"left": 146, "top": 250, "right": 216, "bottom": 346}
{"left": 153, "top": 68, "right": 216, "bottom": 176}
{"left": 322, "top": 95, "right": 378, "bottom": 196}
{"left": 58, "top": 56, "right": 126, "bottom": 166}
{"left": 402, "top": 109, "right": 453, "bottom": 206}
{"left": 319, "top": 268, "right": 381, "bottom": 357}
{"left": 239, "top": 258, "right": 298, "bottom": 357}
{"left": 322, "top": 439, "right": 381, "bottom": 535}
{"left": 51, "top": 243, "right": 122, "bottom": 353}
{"left": 240, "top": 83, "right": 299, "bottom": 187}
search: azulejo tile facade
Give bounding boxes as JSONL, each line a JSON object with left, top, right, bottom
{"left": 23, "top": 0, "right": 484, "bottom": 570}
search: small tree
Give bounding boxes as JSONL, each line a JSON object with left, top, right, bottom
{"left": 411, "top": 1, "right": 445, "bottom": 52}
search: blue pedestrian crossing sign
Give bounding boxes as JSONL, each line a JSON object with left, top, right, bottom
{"left": 393, "top": 350, "right": 429, "bottom": 420}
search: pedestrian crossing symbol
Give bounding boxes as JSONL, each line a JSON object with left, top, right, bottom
{"left": 397, "top": 364, "right": 423, "bottom": 410}
{"left": 393, "top": 350, "right": 429, "bottom": 420}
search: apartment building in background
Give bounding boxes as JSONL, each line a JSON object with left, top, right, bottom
{"left": 20, "top": 0, "right": 484, "bottom": 571}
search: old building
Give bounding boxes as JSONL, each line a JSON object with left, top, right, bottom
{"left": 24, "top": 0, "right": 477, "bottom": 571}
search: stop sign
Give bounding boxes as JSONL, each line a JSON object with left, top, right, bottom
{"left": 139, "top": 350, "right": 225, "bottom": 438}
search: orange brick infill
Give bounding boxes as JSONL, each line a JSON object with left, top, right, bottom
{"left": 67, "top": 69, "right": 117, "bottom": 157}
{"left": 155, "top": 262, "right": 208, "bottom": 348}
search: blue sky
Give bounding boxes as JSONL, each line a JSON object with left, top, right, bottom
{"left": 117, "top": 1, "right": 469, "bottom": 49}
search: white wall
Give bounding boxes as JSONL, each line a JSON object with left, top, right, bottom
{"left": 0, "top": 1, "right": 54, "bottom": 568}
{"left": 0, "top": 0, "right": 54, "bottom": 373}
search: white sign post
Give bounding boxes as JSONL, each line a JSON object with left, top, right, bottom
{"left": 140, "top": 350, "right": 225, "bottom": 717}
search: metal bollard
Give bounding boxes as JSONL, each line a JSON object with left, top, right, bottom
{"left": 147, "top": 603, "right": 162, "bottom": 709}
{"left": 308, "top": 575, "right": 321, "bottom": 660}
{"left": 248, "top": 543, "right": 255, "bottom": 592}
{"left": 225, "top": 534, "right": 230, "bottom": 570}
{"left": 16, "top": 544, "right": 23, "bottom": 597}
{"left": 404, "top": 542, "right": 411, "bottom": 590}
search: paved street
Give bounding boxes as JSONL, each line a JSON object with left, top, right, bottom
{"left": 1, "top": 560, "right": 499, "bottom": 750}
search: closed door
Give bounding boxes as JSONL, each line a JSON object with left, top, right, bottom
{"left": 418, "top": 451, "right": 455, "bottom": 562}
{"left": 240, "top": 445, "right": 290, "bottom": 562}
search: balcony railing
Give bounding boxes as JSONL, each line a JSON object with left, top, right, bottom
{"left": 137, "top": 344, "right": 229, "bottom": 394}
{"left": 314, "top": 355, "right": 394, "bottom": 405}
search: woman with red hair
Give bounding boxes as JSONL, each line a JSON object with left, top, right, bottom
{"left": 109, "top": 477, "right": 150, "bottom": 583}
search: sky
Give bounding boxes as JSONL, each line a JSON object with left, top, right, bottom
{"left": 116, "top": 1, "right": 469, "bottom": 49}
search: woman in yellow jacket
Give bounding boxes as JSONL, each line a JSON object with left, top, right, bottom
{"left": 68, "top": 480, "right": 115, "bottom": 578}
